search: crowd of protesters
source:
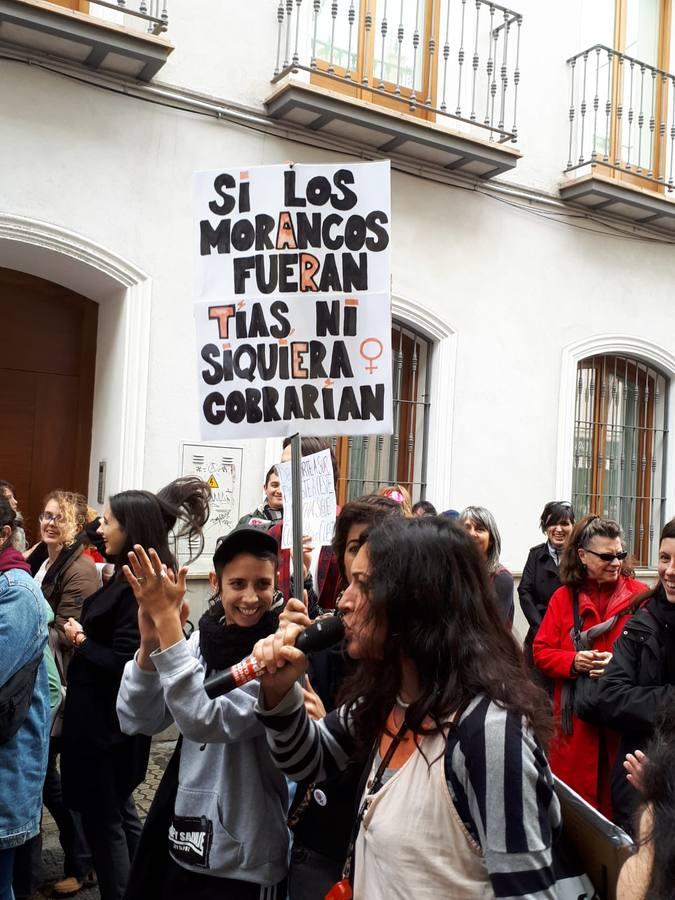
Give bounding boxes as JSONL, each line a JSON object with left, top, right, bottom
{"left": 1, "top": 450, "right": 675, "bottom": 900}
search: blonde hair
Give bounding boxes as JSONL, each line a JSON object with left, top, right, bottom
{"left": 43, "top": 490, "right": 88, "bottom": 547}
{"left": 377, "top": 484, "right": 413, "bottom": 518}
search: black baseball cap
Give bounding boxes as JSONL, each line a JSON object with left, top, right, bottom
{"left": 212, "top": 525, "right": 278, "bottom": 569}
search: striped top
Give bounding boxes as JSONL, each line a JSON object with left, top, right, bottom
{"left": 256, "top": 687, "right": 561, "bottom": 900}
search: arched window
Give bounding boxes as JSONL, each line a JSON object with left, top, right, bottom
{"left": 333, "top": 322, "right": 433, "bottom": 505}
{"left": 572, "top": 354, "right": 668, "bottom": 565}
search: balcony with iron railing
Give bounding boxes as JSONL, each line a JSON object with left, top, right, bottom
{"left": 560, "top": 44, "right": 675, "bottom": 232}
{"left": 265, "top": 0, "right": 523, "bottom": 180}
{"left": 0, "top": 0, "right": 172, "bottom": 80}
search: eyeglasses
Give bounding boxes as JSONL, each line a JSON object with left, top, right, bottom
{"left": 39, "top": 512, "right": 63, "bottom": 525}
{"left": 583, "top": 548, "right": 628, "bottom": 562}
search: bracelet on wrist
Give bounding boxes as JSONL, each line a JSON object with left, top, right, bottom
{"left": 75, "top": 632, "right": 87, "bottom": 647}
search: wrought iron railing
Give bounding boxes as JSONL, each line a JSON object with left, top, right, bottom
{"left": 272, "top": 0, "right": 523, "bottom": 144}
{"left": 572, "top": 354, "right": 668, "bottom": 567}
{"left": 89, "top": 0, "right": 168, "bottom": 35}
{"left": 566, "top": 44, "right": 675, "bottom": 191}
{"left": 332, "top": 322, "right": 432, "bottom": 505}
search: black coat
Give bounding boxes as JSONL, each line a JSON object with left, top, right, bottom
{"left": 595, "top": 600, "right": 675, "bottom": 833}
{"left": 518, "top": 543, "right": 562, "bottom": 646}
{"left": 61, "top": 574, "right": 150, "bottom": 818}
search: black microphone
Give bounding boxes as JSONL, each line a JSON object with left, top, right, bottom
{"left": 204, "top": 615, "right": 345, "bottom": 699}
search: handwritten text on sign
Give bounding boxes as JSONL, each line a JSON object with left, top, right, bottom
{"left": 275, "top": 449, "right": 337, "bottom": 550}
{"left": 193, "top": 162, "right": 392, "bottom": 439}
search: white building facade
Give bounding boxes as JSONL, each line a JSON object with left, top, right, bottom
{"left": 1, "top": 0, "right": 674, "bottom": 628}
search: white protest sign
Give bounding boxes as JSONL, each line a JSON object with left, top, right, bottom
{"left": 193, "top": 161, "right": 392, "bottom": 439}
{"left": 275, "top": 449, "right": 336, "bottom": 550}
{"left": 178, "top": 442, "right": 242, "bottom": 575}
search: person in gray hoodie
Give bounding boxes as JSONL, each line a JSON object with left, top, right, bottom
{"left": 116, "top": 526, "right": 288, "bottom": 900}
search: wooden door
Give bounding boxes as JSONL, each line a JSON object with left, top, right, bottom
{"left": 0, "top": 268, "right": 98, "bottom": 544}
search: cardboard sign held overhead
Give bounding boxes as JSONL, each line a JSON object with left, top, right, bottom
{"left": 275, "top": 448, "right": 337, "bottom": 550}
{"left": 193, "top": 161, "right": 393, "bottom": 439}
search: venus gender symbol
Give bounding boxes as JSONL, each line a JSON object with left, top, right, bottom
{"left": 360, "top": 337, "right": 384, "bottom": 374}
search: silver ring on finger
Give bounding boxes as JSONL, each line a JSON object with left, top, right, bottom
{"left": 137, "top": 577, "right": 145, "bottom": 584}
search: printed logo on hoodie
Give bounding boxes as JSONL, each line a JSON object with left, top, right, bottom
{"left": 169, "top": 815, "right": 214, "bottom": 869}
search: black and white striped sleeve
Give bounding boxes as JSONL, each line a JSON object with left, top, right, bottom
{"left": 255, "top": 682, "right": 354, "bottom": 783}
{"left": 445, "top": 696, "right": 561, "bottom": 900}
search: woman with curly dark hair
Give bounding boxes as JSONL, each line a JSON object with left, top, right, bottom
{"left": 21, "top": 490, "right": 101, "bottom": 897}
{"left": 60, "top": 477, "right": 210, "bottom": 900}
{"left": 254, "top": 516, "right": 559, "bottom": 899}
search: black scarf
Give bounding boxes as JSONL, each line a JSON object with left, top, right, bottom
{"left": 198, "top": 600, "right": 280, "bottom": 672}
{"left": 40, "top": 542, "right": 82, "bottom": 604}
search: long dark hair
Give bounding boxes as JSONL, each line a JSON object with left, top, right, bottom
{"left": 332, "top": 494, "right": 403, "bottom": 583}
{"left": 109, "top": 477, "right": 210, "bottom": 569}
{"left": 640, "top": 693, "right": 675, "bottom": 899}
{"left": 339, "top": 516, "right": 551, "bottom": 752}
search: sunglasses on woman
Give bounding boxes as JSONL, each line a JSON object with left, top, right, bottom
{"left": 583, "top": 548, "right": 628, "bottom": 562}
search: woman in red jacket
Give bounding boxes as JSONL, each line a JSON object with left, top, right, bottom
{"left": 533, "top": 514, "right": 647, "bottom": 817}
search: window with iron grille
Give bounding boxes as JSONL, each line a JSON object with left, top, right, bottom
{"left": 332, "top": 322, "right": 433, "bottom": 505}
{"left": 572, "top": 354, "right": 669, "bottom": 566}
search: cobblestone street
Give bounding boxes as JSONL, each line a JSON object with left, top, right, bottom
{"left": 34, "top": 741, "right": 176, "bottom": 900}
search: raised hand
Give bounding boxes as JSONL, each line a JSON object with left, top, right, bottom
{"left": 123, "top": 545, "right": 188, "bottom": 624}
{"left": 136, "top": 598, "right": 191, "bottom": 671}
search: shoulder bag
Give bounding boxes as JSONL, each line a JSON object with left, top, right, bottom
{"left": 0, "top": 654, "right": 43, "bottom": 743}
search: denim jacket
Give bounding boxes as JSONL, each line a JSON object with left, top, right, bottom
{"left": 0, "top": 566, "right": 50, "bottom": 849}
